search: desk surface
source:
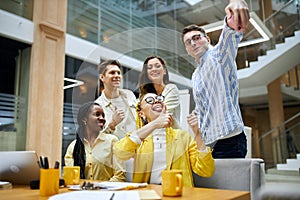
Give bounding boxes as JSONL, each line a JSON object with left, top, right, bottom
{"left": 0, "top": 184, "right": 250, "bottom": 200}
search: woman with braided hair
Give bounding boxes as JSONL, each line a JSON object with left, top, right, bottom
{"left": 113, "top": 93, "right": 215, "bottom": 187}
{"left": 64, "top": 101, "right": 125, "bottom": 182}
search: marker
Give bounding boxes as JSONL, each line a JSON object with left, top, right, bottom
{"left": 125, "top": 185, "right": 139, "bottom": 190}
{"left": 109, "top": 192, "right": 115, "bottom": 200}
{"left": 39, "top": 156, "right": 44, "bottom": 169}
{"left": 37, "top": 160, "right": 42, "bottom": 168}
{"left": 44, "top": 157, "right": 49, "bottom": 169}
{"left": 125, "top": 183, "right": 147, "bottom": 190}
{"left": 54, "top": 161, "right": 59, "bottom": 169}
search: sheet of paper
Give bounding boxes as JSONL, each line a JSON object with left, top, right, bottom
{"left": 94, "top": 181, "right": 148, "bottom": 190}
{"left": 49, "top": 190, "right": 140, "bottom": 200}
{"left": 0, "top": 181, "right": 12, "bottom": 190}
{"left": 139, "top": 190, "right": 161, "bottom": 200}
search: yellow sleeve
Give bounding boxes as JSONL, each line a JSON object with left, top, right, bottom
{"left": 113, "top": 133, "right": 140, "bottom": 160}
{"left": 186, "top": 131, "right": 215, "bottom": 177}
{"left": 64, "top": 140, "right": 76, "bottom": 166}
{"left": 110, "top": 137, "right": 126, "bottom": 182}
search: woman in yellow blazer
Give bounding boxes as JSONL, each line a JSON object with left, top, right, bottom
{"left": 114, "top": 93, "right": 215, "bottom": 187}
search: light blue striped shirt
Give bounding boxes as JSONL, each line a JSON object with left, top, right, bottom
{"left": 192, "top": 24, "right": 244, "bottom": 145}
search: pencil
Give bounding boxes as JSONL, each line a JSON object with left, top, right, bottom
{"left": 109, "top": 192, "right": 115, "bottom": 200}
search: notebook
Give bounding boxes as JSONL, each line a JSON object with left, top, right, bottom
{"left": 0, "top": 151, "right": 40, "bottom": 185}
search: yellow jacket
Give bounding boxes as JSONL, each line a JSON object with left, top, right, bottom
{"left": 114, "top": 128, "right": 215, "bottom": 187}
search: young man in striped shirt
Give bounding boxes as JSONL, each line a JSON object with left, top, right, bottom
{"left": 182, "top": 0, "right": 249, "bottom": 158}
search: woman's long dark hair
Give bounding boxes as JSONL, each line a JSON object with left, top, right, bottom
{"left": 73, "top": 101, "right": 100, "bottom": 179}
{"left": 138, "top": 55, "right": 169, "bottom": 97}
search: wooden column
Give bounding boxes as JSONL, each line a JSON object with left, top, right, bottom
{"left": 26, "top": 0, "right": 67, "bottom": 165}
{"left": 267, "top": 78, "right": 285, "bottom": 163}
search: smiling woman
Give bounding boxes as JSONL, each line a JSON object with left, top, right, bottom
{"left": 113, "top": 93, "right": 215, "bottom": 187}
{"left": 64, "top": 101, "right": 126, "bottom": 182}
{"left": 138, "top": 56, "right": 181, "bottom": 128}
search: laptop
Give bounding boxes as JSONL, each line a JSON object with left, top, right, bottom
{"left": 0, "top": 151, "right": 40, "bottom": 185}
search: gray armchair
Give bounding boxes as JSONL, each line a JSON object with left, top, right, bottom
{"left": 193, "top": 158, "right": 265, "bottom": 200}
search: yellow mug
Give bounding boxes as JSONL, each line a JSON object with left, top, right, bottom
{"left": 39, "top": 168, "right": 60, "bottom": 196}
{"left": 63, "top": 166, "right": 80, "bottom": 186}
{"left": 161, "top": 169, "right": 183, "bottom": 196}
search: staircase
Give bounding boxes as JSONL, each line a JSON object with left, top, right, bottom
{"left": 277, "top": 154, "right": 300, "bottom": 171}
{"left": 238, "top": 30, "right": 300, "bottom": 97}
{"left": 266, "top": 154, "right": 300, "bottom": 184}
{"left": 281, "top": 84, "right": 300, "bottom": 99}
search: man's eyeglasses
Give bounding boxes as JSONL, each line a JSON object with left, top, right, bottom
{"left": 184, "top": 34, "right": 205, "bottom": 46}
{"left": 144, "top": 95, "right": 165, "bottom": 105}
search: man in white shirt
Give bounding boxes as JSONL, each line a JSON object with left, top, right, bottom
{"left": 95, "top": 60, "right": 137, "bottom": 181}
{"left": 95, "top": 60, "right": 137, "bottom": 140}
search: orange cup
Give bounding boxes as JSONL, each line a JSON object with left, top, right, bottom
{"left": 162, "top": 169, "right": 183, "bottom": 196}
{"left": 39, "top": 168, "right": 59, "bottom": 196}
{"left": 63, "top": 166, "right": 80, "bottom": 186}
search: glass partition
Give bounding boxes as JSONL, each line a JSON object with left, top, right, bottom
{"left": 0, "top": 0, "right": 33, "bottom": 20}
{"left": 0, "top": 38, "right": 30, "bottom": 151}
{"left": 67, "top": 0, "right": 195, "bottom": 79}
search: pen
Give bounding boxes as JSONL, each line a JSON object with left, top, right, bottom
{"left": 54, "top": 161, "right": 59, "bottom": 169}
{"left": 125, "top": 183, "right": 147, "bottom": 190}
{"left": 44, "top": 157, "right": 49, "bottom": 169}
{"left": 39, "top": 156, "right": 44, "bottom": 169}
{"left": 37, "top": 160, "right": 42, "bottom": 168}
{"left": 125, "top": 185, "right": 139, "bottom": 190}
{"left": 109, "top": 192, "right": 115, "bottom": 200}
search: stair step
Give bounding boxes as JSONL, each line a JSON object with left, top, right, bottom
{"left": 276, "top": 154, "right": 300, "bottom": 171}
{"left": 287, "top": 159, "right": 300, "bottom": 167}
{"left": 267, "top": 167, "right": 300, "bottom": 176}
{"left": 265, "top": 174, "right": 300, "bottom": 184}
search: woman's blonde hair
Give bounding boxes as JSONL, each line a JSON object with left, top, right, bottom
{"left": 135, "top": 101, "right": 143, "bottom": 129}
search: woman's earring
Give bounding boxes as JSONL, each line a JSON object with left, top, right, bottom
{"left": 83, "top": 121, "right": 87, "bottom": 126}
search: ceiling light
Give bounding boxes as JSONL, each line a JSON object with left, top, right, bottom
{"left": 64, "top": 78, "right": 84, "bottom": 90}
{"left": 184, "top": 0, "right": 203, "bottom": 6}
{"left": 200, "top": 12, "right": 273, "bottom": 48}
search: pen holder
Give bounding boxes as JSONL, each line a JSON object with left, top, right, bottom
{"left": 39, "top": 168, "right": 60, "bottom": 196}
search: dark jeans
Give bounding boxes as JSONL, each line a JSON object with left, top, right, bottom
{"left": 212, "top": 132, "right": 247, "bottom": 158}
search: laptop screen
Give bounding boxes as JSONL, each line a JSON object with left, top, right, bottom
{"left": 0, "top": 151, "right": 40, "bottom": 185}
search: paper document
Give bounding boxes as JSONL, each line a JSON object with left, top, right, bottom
{"left": 49, "top": 190, "right": 140, "bottom": 200}
{"left": 139, "top": 190, "right": 161, "bottom": 200}
{"left": 94, "top": 181, "right": 148, "bottom": 190}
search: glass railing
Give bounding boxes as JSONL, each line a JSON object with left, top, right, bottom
{"left": 259, "top": 112, "right": 300, "bottom": 169}
{"left": 242, "top": 0, "right": 299, "bottom": 67}
{"left": 264, "top": 0, "right": 299, "bottom": 47}
{"left": 257, "top": 1, "right": 300, "bottom": 169}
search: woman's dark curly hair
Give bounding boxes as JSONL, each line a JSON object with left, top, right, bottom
{"left": 138, "top": 55, "right": 169, "bottom": 97}
{"left": 73, "top": 101, "right": 100, "bottom": 179}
